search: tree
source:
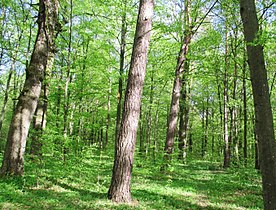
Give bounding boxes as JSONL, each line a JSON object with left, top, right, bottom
{"left": 223, "top": 25, "right": 230, "bottom": 168}
{"left": 115, "top": 0, "right": 127, "bottom": 140}
{"left": 240, "top": 0, "right": 276, "bottom": 208}
{"left": 108, "top": 0, "right": 154, "bottom": 203}
{"left": 0, "top": 0, "right": 60, "bottom": 176}
{"left": 164, "top": 0, "right": 192, "bottom": 166}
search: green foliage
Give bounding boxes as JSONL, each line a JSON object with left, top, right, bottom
{"left": 0, "top": 0, "right": 275, "bottom": 208}
{"left": 0, "top": 148, "right": 263, "bottom": 209}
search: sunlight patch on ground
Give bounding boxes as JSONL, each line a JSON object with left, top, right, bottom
{"left": 1, "top": 202, "right": 19, "bottom": 209}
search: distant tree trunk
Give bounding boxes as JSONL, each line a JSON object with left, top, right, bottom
{"left": 242, "top": 49, "right": 248, "bottom": 166}
{"left": 202, "top": 97, "right": 209, "bottom": 158}
{"left": 223, "top": 27, "right": 230, "bottom": 168}
{"left": 205, "top": 99, "right": 209, "bottom": 155}
{"left": 240, "top": 0, "right": 276, "bottom": 208}
{"left": 210, "top": 108, "right": 215, "bottom": 157}
{"left": 188, "top": 131, "right": 193, "bottom": 152}
{"left": 0, "top": 29, "right": 24, "bottom": 135}
{"left": 105, "top": 77, "right": 112, "bottom": 148}
{"left": 201, "top": 103, "right": 205, "bottom": 158}
{"left": 0, "top": 7, "right": 7, "bottom": 65}
{"left": 215, "top": 70, "right": 223, "bottom": 157}
{"left": 115, "top": 3, "right": 127, "bottom": 140}
{"left": 0, "top": 0, "right": 60, "bottom": 176}
{"left": 139, "top": 105, "right": 145, "bottom": 154}
{"left": 146, "top": 70, "right": 154, "bottom": 156}
{"left": 178, "top": 62, "right": 190, "bottom": 161}
{"left": 164, "top": 0, "right": 192, "bottom": 166}
{"left": 230, "top": 32, "right": 239, "bottom": 164}
{"left": 0, "top": 66, "right": 13, "bottom": 133}
{"left": 108, "top": 0, "right": 154, "bottom": 203}
{"left": 153, "top": 104, "right": 160, "bottom": 160}
{"left": 63, "top": 0, "right": 73, "bottom": 139}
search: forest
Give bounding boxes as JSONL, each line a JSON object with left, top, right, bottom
{"left": 0, "top": 0, "right": 275, "bottom": 209}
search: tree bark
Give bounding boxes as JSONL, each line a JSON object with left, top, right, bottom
{"left": 242, "top": 49, "right": 248, "bottom": 166}
{"left": 0, "top": 65, "right": 13, "bottom": 134}
{"left": 223, "top": 27, "right": 230, "bottom": 168}
{"left": 63, "top": 0, "right": 73, "bottom": 139}
{"left": 178, "top": 60, "right": 191, "bottom": 161}
{"left": 240, "top": 0, "right": 276, "bottom": 208}
{"left": 115, "top": 2, "right": 127, "bottom": 140}
{"left": 30, "top": 52, "right": 54, "bottom": 156}
{"left": 164, "top": 0, "right": 192, "bottom": 166}
{"left": 108, "top": 0, "right": 154, "bottom": 203}
{"left": 0, "top": 0, "right": 60, "bottom": 176}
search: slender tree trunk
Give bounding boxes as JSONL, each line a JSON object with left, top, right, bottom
{"left": 0, "top": 24, "right": 24, "bottom": 134}
{"left": 108, "top": 0, "right": 154, "bottom": 203}
{"left": 230, "top": 31, "right": 239, "bottom": 164}
{"left": 0, "top": 7, "right": 7, "bottom": 66}
{"left": 164, "top": 0, "right": 192, "bottom": 166}
{"left": 201, "top": 103, "right": 205, "bottom": 158}
{"left": 178, "top": 60, "right": 191, "bottom": 161}
{"left": 0, "top": 66, "right": 13, "bottom": 133}
{"left": 211, "top": 108, "right": 215, "bottom": 157}
{"left": 30, "top": 51, "right": 54, "bottom": 156}
{"left": 215, "top": 72, "right": 224, "bottom": 157}
{"left": 115, "top": 3, "right": 127, "bottom": 140}
{"left": 139, "top": 105, "right": 145, "bottom": 154}
{"left": 63, "top": 0, "right": 73, "bottom": 139}
{"left": 146, "top": 70, "right": 154, "bottom": 156}
{"left": 242, "top": 49, "right": 248, "bottom": 166}
{"left": 203, "top": 98, "right": 209, "bottom": 157}
{"left": 0, "top": 0, "right": 60, "bottom": 176}
{"left": 105, "top": 77, "right": 112, "bottom": 148}
{"left": 240, "top": 0, "right": 276, "bottom": 208}
{"left": 223, "top": 27, "right": 230, "bottom": 168}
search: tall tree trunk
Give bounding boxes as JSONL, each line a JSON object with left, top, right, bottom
{"left": 0, "top": 6, "right": 7, "bottom": 66}
{"left": 139, "top": 105, "right": 145, "bottom": 153}
{"left": 63, "top": 0, "right": 73, "bottom": 139}
{"left": 0, "top": 65, "right": 13, "bottom": 133}
{"left": 242, "top": 48, "right": 248, "bottom": 166}
{"left": 240, "top": 0, "right": 276, "bottom": 208}
{"left": 108, "top": 0, "right": 154, "bottom": 203}
{"left": 230, "top": 32, "right": 239, "bottom": 164}
{"left": 201, "top": 103, "right": 205, "bottom": 158}
{"left": 30, "top": 52, "right": 54, "bottom": 156}
{"left": 223, "top": 27, "right": 230, "bottom": 168}
{"left": 178, "top": 63, "right": 190, "bottom": 161}
{"left": 0, "top": 23, "right": 24, "bottom": 134}
{"left": 105, "top": 76, "right": 112, "bottom": 148}
{"left": 164, "top": 0, "right": 192, "bottom": 166}
{"left": 0, "top": 0, "right": 60, "bottom": 176}
{"left": 204, "top": 98, "right": 209, "bottom": 157}
{"left": 146, "top": 69, "right": 154, "bottom": 156}
{"left": 215, "top": 72, "right": 224, "bottom": 157}
{"left": 115, "top": 2, "right": 127, "bottom": 140}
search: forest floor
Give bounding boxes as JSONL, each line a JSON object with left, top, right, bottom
{"left": 0, "top": 147, "right": 263, "bottom": 209}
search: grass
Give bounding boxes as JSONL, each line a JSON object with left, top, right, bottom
{"left": 0, "top": 147, "right": 263, "bottom": 209}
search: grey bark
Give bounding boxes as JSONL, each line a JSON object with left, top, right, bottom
{"left": 108, "top": 0, "right": 154, "bottom": 203}
{"left": 115, "top": 2, "right": 127, "bottom": 140}
{"left": 0, "top": 0, "right": 60, "bottom": 176}
{"left": 164, "top": 0, "right": 192, "bottom": 166}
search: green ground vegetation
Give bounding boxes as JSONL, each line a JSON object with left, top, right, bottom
{"left": 0, "top": 147, "right": 263, "bottom": 210}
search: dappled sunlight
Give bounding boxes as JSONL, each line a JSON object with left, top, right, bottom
{"left": 0, "top": 147, "right": 263, "bottom": 209}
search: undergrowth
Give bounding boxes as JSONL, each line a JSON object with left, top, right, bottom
{"left": 0, "top": 147, "right": 263, "bottom": 209}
